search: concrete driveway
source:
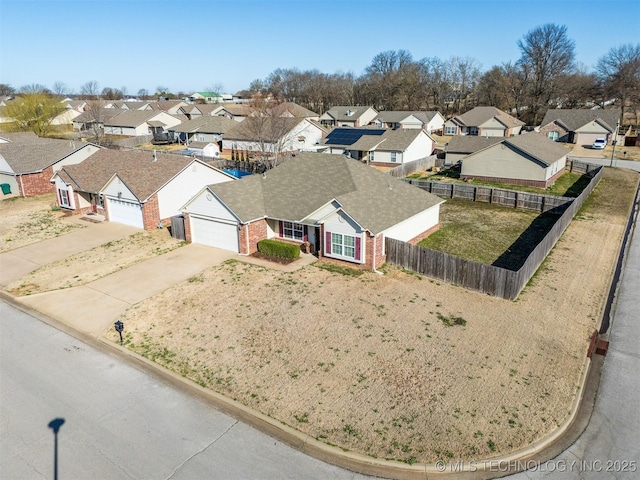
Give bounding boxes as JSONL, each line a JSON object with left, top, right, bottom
{"left": 1, "top": 218, "right": 315, "bottom": 338}
{"left": 0, "top": 220, "right": 139, "bottom": 286}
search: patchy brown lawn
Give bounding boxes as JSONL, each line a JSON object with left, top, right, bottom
{"left": 0, "top": 194, "right": 84, "bottom": 253}
{"left": 6, "top": 230, "right": 185, "bottom": 295}
{"left": 102, "top": 167, "right": 638, "bottom": 465}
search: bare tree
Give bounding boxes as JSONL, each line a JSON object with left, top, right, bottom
{"left": 137, "top": 88, "right": 149, "bottom": 100}
{"left": 517, "top": 23, "right": 576, "bottom": 124}
{"left": 52, "top": 81, "right": 69, "bottom": 97}
{"left": 80, "top": 81, "right": 100, "bottom": 99}
{"left": 596, "top": 43, "right": 640, "bottom": 124}
{"left": 0, "top": 84, "right": 16, "bottom": 96}
{"left": 19, "top": 84, "right": 51, "bottom": 94}
{"left": 101, "top": 87, "right": 124, "bottom": 100}
{"left": 235, "top": 95, "right": 298, "bottom": 169}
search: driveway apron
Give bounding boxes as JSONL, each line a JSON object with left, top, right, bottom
{"left": 16, "top": 244, "right": 235, "bottom": 337}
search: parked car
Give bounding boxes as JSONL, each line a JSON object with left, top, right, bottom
{"left": 592, "top": 138, "right": 606, "bottom": 149}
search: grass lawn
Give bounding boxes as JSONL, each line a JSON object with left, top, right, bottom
{"left": 418, "top": 199, "right": 560, "bottom": 270}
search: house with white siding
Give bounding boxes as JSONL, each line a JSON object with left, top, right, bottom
{"left": 460, "top": 133, "right": 569, "bottom": 188}
{"left": 319, "top": 106, "right": 378, "bottom": 128}
{"left": 103, "top": 110, "right": 183, "bottom": 137}
{"left": 372, "top": 111, "right": 445, "bottom": 133}
{"left": 444, "top": 106, "right": 524, "bottom": 137}
{"left": 182, "top": 153, "right": 444, "bottom": 270}
{"left": 321, "top": 127, "right": 435, "bottom": 165}
{"left": 51, "top": 149, "right": 235, "bottom": 229}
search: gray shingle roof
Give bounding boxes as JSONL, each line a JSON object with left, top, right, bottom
{"left": 57, "top": 149, "right": 198, "bottom": 201}
{"left": 321, "top": 106, "right": 376, "bottom": 122}
{"left": 373, "top": 111, "right": 434, "bottom": 124}
{"left": 446, "top": 135, "right": 503, "bottom": 154}
{"left": 0, "top": 137, "right": 91, "bottom": 174}
{"left": 208, "top": 153, "right": 443, "bottom": 234}
{"left": 503, "top": 133, "right": 569, "bottom": 167}
{"left": 456, "top": 106, "right": 524, "bottom": 128}
{"left": 223, "top": 117, "right": 302, "bottom": 141}
{"left": 104, "top": 110, "right": 177, "bottom": 127}
{"left": 539, "top": 108, "right": 620, "bottom": 132}
{"left": 169, "top": 116, "right": 235, "bottom": 134}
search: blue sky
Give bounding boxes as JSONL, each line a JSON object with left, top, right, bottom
{"left": 1, "top": 0, "right": 638, "bottom": 95}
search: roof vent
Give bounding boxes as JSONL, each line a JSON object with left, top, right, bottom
{"left": 152, "top": 150, "right": 157, "bottom": 162}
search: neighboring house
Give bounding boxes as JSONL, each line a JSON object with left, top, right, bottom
{"left": 444, "top": 136, "right": 503, "bottom": 165}
{"left": 460, "top": 133, "right": 569, "bottom": 188}
{"left": 182, "top": 153, "right": 444, "bottom": 270}
{"left": 148, "top": 100, "right": 189, "bottom": 114}
{"left": 105, "top": 101, "right": 153, "bottom": 110}
{"left": 212, "top": 104, "right": 253, "bottom": 122}
{"left": 0, "top": 134, "right": 100, "bottom": 196}
{"left": 538, "top": 108, "right": 621, "bottom": 145}
{"left": 72, "top": 107, "right": 123, "bottom": 132}
{"left": 51, "top": 149, "right": 235, "bottom": 229}
{"left": 321, "top": 127, "right": 435, "bottom": 165}
{"left": 169, "top": 116, "right": 236, "bottom": 145}
{"left": 222, "top": 117, "right": 326, "bottom": 155}
{"left": 187, "top": 92, "right": 223, "bottom": 104}
{"left": 372, "top": 111, "right": 445, "bottom": 133}
{"left": 444, "top": 106, "right": 524, "bottom": 137}
{"left": 179, "top": 103, "right": 220, "bottom": 119}
{"left": 319, "top": 106, "right": 378, "bottom": 128}
{"left": 103, "top": 110, "right": 183, "bottom": 137}
{"left": 269, "top": 102, "right": 320, "bottom": 121}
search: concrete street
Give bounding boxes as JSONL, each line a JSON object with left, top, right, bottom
{"left": 0, "top": 300, "right": 369, "bottom": 480}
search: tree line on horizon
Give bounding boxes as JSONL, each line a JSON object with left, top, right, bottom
{"left": 2, "top": 24, "right": 639, "bottom": 129}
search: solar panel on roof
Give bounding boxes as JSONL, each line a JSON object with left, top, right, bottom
{"left": 324, "top": 128, "right": 386, "bottom": 145}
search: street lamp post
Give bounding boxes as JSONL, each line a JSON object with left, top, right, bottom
{"left": 610, "top": 118, "right": 620, "bottom": 167}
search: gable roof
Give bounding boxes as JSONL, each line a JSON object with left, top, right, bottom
{"left": 169, "top": 115, "right": 236, "bottom": 134}
{"left": 270, "top": 102, "right": 319, "bottom": 118}
{"left": 73, "top": 107, "right": 123, "bottom": 124}
{"left": 446, "top": 135, "right": 503, "bottom": 154}
{"left": 321, "top": 106, "right": 376, "bottom": 122}
{"left": 0, "top": 137, "right": 92, "bottom": 174}
{"left": 539, "top": 108, "right": 620, "bottom": 132}
{"left": 501, "top": 133, "right": 569, "bottom": 167}
{"left": 104, "top": 110, "right": 179, "bottom": 127}
{"left": 206, "top": 153, "right": 443, "bottom": 234}
{"left": 455, "top": 106, "right": 524, "bottom": 129}
{"left": 223, "top": 117, "right": 307, "bottom": 141}
{"left": 322, "top": 127, "right": 387, "bottom": 147}
{"left": 373, "top": 111, "right": 436, "bottom": 124}
{"left": 56, "top": 149, "right": 207, "bottom": 201}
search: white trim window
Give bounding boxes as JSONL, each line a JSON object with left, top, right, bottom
{"left": 369, "top": 151, "right": 375, "bottom": 162}
{"left": 391, "top": 151, "right": 397, "bottom": 163}
{"left": 444, "top": 125, "right": 457, "bottom": 135}
{"left": 283, "top": 221, "right": 304, "bottom": 241}
{"left": 58, "top": 188, "right": 71, "bottom": 208}
{"left": 332, "top": 232, "right": 355, "bottom": 258}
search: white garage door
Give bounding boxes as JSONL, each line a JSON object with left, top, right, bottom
{"left": 108, "top": 198, "right": 144, "bottom": 228}
{"left": 191, "top": 216, "right": 239, "bottom": 252}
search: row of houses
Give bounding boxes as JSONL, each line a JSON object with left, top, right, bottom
{"left": 46, "top": 147, "right": 444, "bottom": 271}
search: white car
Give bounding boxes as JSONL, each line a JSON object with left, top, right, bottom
{"left": 592, "top": 138, "right": 606, "bottom": 149}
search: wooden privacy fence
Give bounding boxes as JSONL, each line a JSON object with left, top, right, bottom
{"left": 386, "top": 155, "right": 443, "bottom": 178}
{"left": 386, "top": 165, "right": 604, "bottom": 300}
{"left": 404, "top": 179, "right": 573, "bottom": 213}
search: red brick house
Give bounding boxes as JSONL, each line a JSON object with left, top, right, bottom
{"left": 0, "top": 132, "right": 99, "bottom": 196}
{"left": 182, "top": 153, "right": 444, "bottom": 271}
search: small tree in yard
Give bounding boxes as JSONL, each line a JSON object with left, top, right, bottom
{"left": 3, "top": 93, "right": 65, "bottom": 136}
{"left": 236, "top": 94, "right": 297, "bottom": 170}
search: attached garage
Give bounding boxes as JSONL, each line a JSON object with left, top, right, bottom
{"left": 107, "top": 198, "right": 143, "bottom": 228}
{"left": 190, "top": 216, "right": 239, "bottom": 252}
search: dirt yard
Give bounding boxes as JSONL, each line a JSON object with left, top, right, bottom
{"left": 2, "top": 168, "right": 637, "bottom": 465}
{"left": 99, "top": 168, "right": 638, "bottom": 464}
{"left": 0, "top": 194, "right": 84, "bottom": 253}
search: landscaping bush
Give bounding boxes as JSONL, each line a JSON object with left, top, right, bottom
{"left": 257, "top": 239, "right": 300, "bottom": 259}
